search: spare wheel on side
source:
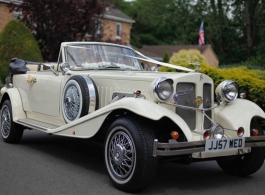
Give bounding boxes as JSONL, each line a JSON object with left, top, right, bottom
{"left": 62, "top": 75, "right": 98, "bottom": 123}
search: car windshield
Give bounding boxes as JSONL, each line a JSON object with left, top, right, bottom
{"left": 65, "top": 44, "right": 143, "bottom": 71}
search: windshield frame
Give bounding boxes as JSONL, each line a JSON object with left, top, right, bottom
{"left": 63, "top": 43, "right": 143, "bottom": 71}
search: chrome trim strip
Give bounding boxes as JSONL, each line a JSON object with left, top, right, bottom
{"left": 82, "top": 76, "right": 97, "bottom": 113}
{"left": 156, "top": 148, "right": 205, "bottom": 156}
{"left": 164, "top": 102, "right": 225, "bottom": 111}
{"left": 157, "top": 140, "right": 205, "bottom": 148}
{"left": 245, "top": 136, "right": 265, "bottom": 141}
{"left": 245, "top": 136, "right": 265, "bottom": 147}
{"left": 245, "top": 142, "right": 265, "bottom": 147}
{"left": 112, "top": 92, "right": 146, "bottom": 100}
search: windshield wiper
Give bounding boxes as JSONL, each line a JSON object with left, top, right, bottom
{"left": 97, "top": 66, "right": 123, "bottom": 70}
{"left": 96, "top": 62, "right": 122, "bottom": 70}
{"left": 119, "top": 67, "right": 138, "bottom": 71}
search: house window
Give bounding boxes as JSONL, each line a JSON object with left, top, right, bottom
{"left": 116, "top": 23, "right": 122, "bottom": 39}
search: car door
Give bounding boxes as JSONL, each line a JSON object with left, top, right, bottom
{"left": 15, "top": 71, "right": 63, "bottom": 117}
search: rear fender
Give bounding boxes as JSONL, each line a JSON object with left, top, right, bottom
{"left": 0, "top": 87, "right": 26, "bottom": 120}
{"left": 214, "top": 99, "right": 265, "bottom": 137}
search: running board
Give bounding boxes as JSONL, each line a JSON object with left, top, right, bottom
{"left": 17, "top": 118, "right": 58, "bottom": 131}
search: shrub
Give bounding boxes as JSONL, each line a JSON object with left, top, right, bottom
{"left": 209, "top": 66, "right": 265, "bottom": 110}
{"left": 162, "top": 51, "right": 170, "bottom": 63}
{"left": 0, "top": 20, "right": 43, "bottom": 83}
{"left": 160, "top": 49, "right": 209, "bottom": 72}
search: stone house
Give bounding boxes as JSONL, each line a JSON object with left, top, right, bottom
{"left": 136, "top": 44, "right": 219, "bottom": 67}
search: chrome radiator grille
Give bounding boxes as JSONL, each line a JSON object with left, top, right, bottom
{"left": 203, "top": 83, "right": 212, "bottom": 129}
{"left": 175, "top": 82, "right": 212, "bottom": 130}
{"left": 175, "top": 83, "right": 196, "bottom": 130}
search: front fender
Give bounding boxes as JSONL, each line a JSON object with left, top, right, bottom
{"left": 108, "top": 98, "right": 193, "bottom": 140}
{"left": 214, "top": 99, "right": 265, "bottom": 137}
{"left": 51, "top": 98, "right": 193, "bottom": 141}
{"left": 0, "top": 87, "right": 26, "bottom": 120}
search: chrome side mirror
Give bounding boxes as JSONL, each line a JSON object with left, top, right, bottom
{"left": 61, "top": 62, "right": 75, "bottom": 74}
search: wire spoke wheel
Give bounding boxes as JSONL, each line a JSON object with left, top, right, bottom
{"left": 108, "top": 130, "right": 135, "bottom": 179}
{"left": 0, "top": 100, "right": 24, "bottom": 143}
{"left": 62, "top": 76, "right": 98, "bottom": 123}
{"left": 62, "top": 76, "right": 91, "bottom": 123}
{"left": 1, "top": 105, "right": 11, "bottom": 138}
{"left": 105, "top": 117, "right": 158, "bottom": 192}
{"left": 64, "top": 84, "right": 81, "bottom": 121}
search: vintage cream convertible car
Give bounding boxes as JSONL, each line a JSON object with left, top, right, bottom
{"left": 1, "top": 42, "right": 265, "bottom": 192}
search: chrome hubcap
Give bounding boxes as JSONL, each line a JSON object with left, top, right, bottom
{"left": 112, "top": 144, "right": 125, "bottom": 166}
{"left": 108, "top": 131, "right": 135, "bottom": 179}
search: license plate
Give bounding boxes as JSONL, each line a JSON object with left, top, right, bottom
{"left": 205, "top": 138, "right": 245, "bottom": 152}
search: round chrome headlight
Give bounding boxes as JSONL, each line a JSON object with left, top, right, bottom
{"left": 152, "top": 77, "right": 173, "bottom": 102}
{"left": 215, "top": 80, "right": 238, "bottom": 103}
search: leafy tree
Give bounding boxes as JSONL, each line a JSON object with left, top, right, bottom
{"left": 116, "top": 0, "right": 265, "bottom": 65}
{"left": 0, "top": 20, "right": 43, "bottom": 83}
{"left": 235, "top": 1, "right": 262, "bottom": 52}
{"left": 247, "top": 1, "right": 265, "bottom": 67}
{"left": 116, "top": 0, "right": 199, "bottom": 47}
{"left": 10, "top": 0, "right": 107, "bottom": 61}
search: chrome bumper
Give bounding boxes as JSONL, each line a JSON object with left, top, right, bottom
{"left": 153, "top": 136, "right": 265, "bottom": 157}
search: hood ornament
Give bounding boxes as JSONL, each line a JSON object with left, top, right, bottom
{"left": 189, "top": 61, "right": 201, "bottom": 72}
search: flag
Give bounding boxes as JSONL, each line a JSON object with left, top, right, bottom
{"left": 198, "top": 22, "right": 204, "bottom": 46}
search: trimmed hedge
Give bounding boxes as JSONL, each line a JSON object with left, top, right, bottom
{"left": 160, "top": 49, "right": 265, "bottom": 111}
{"left": 0, "top": 20, "right": 43, "bottom": 83}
